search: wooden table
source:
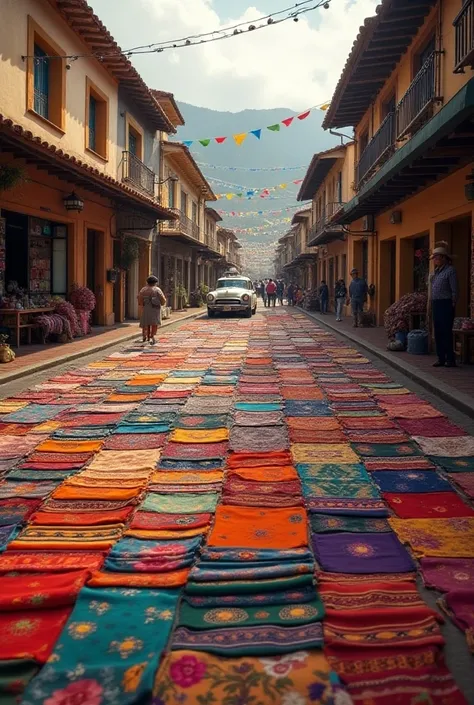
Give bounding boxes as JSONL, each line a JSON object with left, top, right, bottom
{"left": 0, "top": 308, "right": 54, "bottom": 347}
{"left": 453, "top": 328, "right": 474, "bottom": 364}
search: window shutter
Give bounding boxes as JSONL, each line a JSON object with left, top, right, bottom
{"left": 34, "top": 44, "right": 49, "bottom": 119}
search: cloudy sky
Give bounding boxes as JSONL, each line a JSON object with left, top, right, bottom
{"left": 89, "top": 0, "right": 379, "bottom": 112}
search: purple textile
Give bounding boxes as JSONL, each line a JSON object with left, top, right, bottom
{"left": 420, "top": 558, "right": 474, "bottom": 593}
{"left": 312, "top": 531, "right": 415, "bottom": 573}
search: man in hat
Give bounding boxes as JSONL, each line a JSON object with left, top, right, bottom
{"left": 430, "top": 242, "right": 458, "bottom": 367}
{"left": 347, "top": 268, "right": 368, "bottom": 327}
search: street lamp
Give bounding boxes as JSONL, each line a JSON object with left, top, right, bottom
{"left": 63, "top": 191, "right": 84, "bottom": 212}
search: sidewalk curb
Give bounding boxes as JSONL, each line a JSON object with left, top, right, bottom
{"left": 302, "top": 310, "right": 474, "bottom": 420}
{"left": 0, "top": 311, "right": 204, "bottom": 386}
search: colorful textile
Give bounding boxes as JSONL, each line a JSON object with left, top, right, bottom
{"left": 130, "top": 512, "right": 211, "bottom": 531}
{"left": 440, "top": 590, "right": 474, "bottom": 652}
{"left": 0, "top": 435, "right": 47, "bottom": 459}
{"left": 170, "top": 428, "right": 229, "bottom": 443}
{"left": 452, "top": 473, "right": 474, "bottom": 499}
{"left": 384, "top": 492, "right": 474, "bottom": 518}
{"left": 87, "top": 569, "right": 190, "bottom": 588}
{"left": 301, "top": 479, "right": 379, "bottom": 499}
{"left": 229, "top": 427, "right": 289, "bottom": 453}
{"left": 286, "top": 416, "right": 340, "bottom": 430}
{"left": 310, "top": 514, "right": 391, "bottom": 533}
{"left": 397, "top": 418, "right": 466, "bottom": 437}
{"left": 318, "top": 578, "right": 425, "bottom": 611}
{"left": 413, "top": 435, "right": 474, "bottom": 457}
{"left": 176, "top": 415, "right": 230, "bottom": 429}
{"left": 171, "top": 623, "right": 324, "bottom": 655}
{"left": 363, "top": 456, "right": 435, "bottom": 472}
{"left": 233, "top": 402, "right": 282, "bottom": 412}
{"left": 434, "top": 456, "right": 474, "bottom": 473}
{"left": 8, "top": 524, "right": 124, "bottom": 551}
{"left": 229, "top": 465, "right": 298, "bottom": 482}
{"left": 184, "top": 585, "right": 317, "bottom": 608}
{"left": 284, "top": 401, "right": 331, "bottom": 416}
{"left": 291, "top": 444, "right": 359, "bottom": 464}
{"left": 0, "top": 552, "right": 105, "bottom": 572}
{"left": 1, "top": 405, "right": 69, "bottom": 423}
{"left": 352, "top": 442, "right": 421, "bottom": 457}
{"left": 227, "top": 451, "right": 292, "bottom": 468}
{"left": 22, "top": 587, "right": 180, "bottom": 705}
{"left": 0, "top": 499, "right": 40, "bottom": 526}
{"left": 0, "top": 480, "right": 61, "bottom": 499}
{"left": 103, "top": 433, "right": 168, "bottom": 450}
{"left": 389, "top": 518, "right": 474, "bottom": 557}
{"left": 178, "top": 599, "right": 324, "bottom": 629}
{"left": 312, "top": 532, "right": 415, "bottom": 573}
{"left": 141, "top": 493, "right": 219, "bottom": 514}
{"left": 30, "top": 507, "right": 134, "bottom": 526}
{"left": 162, "top": 442, "right": 228, "bottom": 460}
{"left": 306, "top": 497, "right": 389, "bottom": 517}
{"left": 372, "top": 470, "right": 452, "bottom": 493}
{"left": 208, "top": 505, "right": 308, "bottom": 549}
{"left": 420, "top": 558, "right": 474, "bottom": 592}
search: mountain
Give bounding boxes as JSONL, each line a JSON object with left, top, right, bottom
{"left": 174, "top": 103, "right": 340, "bottom": 275}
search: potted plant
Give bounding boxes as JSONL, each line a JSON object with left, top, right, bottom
{"left": 118, "top": 238, "right": 140, "bottom": 271}
{"left": 189, "top": 289, "right": 203, "bottom": 307}
{"left": 176, "top": 285, "right": 188, "bottom": 310}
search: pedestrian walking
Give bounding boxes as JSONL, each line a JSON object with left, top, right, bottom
{"left": 138, "top": 275, "right": 166, "bottom": 345}
{"left": 347, "top": 268, "right": 368, "bottom": 327}
{"left": 335, "top": 279, "right": 347, "bottom": 321}
{"left": 276, "top": 280, "right": 284, "bottom": 305}
{"left": 319, "top": 280, "right": 329, "bottom": 314}
{"left": 262, "top": 280, "right": 269, "bottom": 307}
{"left": 429, "top": 242, "right": 458, "bottom": 367}
{"left": 266, "top": 278, "right": 277, "bottom": 307}
{"left": 287, "top": 282, "right": 295, "bottom": 306}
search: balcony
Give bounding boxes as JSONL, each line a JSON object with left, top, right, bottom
{"left": 205, "top": 231, "right": 219, "bottom": 253}
{"left": 161, "top": 208, "right": 202, "bottom": 242}
{"left": 122, "top": 151, "right": 156, "bottom": 197}
{"left": 356, "top": 112, "right": 395, "bottom": 188}
{"left": 454, "top": 0, "right": 474, "bottom": 73}
{"left": 307, "top": 202, "right": 345, "bottom": 247}
{"left": 396, "top": 51, "right": 441, "bottom": 140}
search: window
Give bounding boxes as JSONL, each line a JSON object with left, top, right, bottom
{"left": 34, "top": 44, "right": 49, "bottom": 119}
{"left": 359, "top": 130, "right": 369, "bottom": 157}
{"left": 181, "top": 190, "right": 188, "bottom": 216}
{"left": 168, "top": 179, "right": 175, "bottom": 208}
{"left": 125, "top": 114, "right": 144, "bottom": 160}
{"left": 192, "top": 201, "right": 198, "bottom": 224}
{"left": 85, "top": 79, "right": 108, "bottom": 159}
{"left": 27, "top": 17, "right": 66, "bottom": 131}
{"left": 129, "top": 130, "right": 137, "bottom": 155}
{"left": 415, "top": 35, "right": 436, "bottom": 74}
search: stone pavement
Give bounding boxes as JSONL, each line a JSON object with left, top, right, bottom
{"left": 305, "top": 311, "right": 474, "bottom": 418}
{"left": 0, "top": 309, "right": 203, "bottom": 384}
{"left": 0, "top": 308, "right": 473, "bottom": 704}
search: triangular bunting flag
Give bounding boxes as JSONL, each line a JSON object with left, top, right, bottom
{"left": 199, "top": 139, "right": 211, "bottom": 147}
{"left": 282, "top": 117, "right": 294, "bottom": 127}
{"left": 233, "top": 133, "right": 248, "bottom": 146}
{"left": 320, "top": 103, "right": 330, "bottom": 111}
{"left": 297, "top": 110, "right": 311, "bottom": 120}
{"left": 279, "top": 183, "right": 287, "bottom": 189}
{"left": 250, "top": 129, "right": 262, "bottom": 140}
{"left": 294, "top": 179, "right": 303, "bottom": 184}
{"left": 226, "top": 193, "right": 234, "bottom": 200}
{"left": 215, "top": 136, "right": 227, "bottom": 144}
{"left": 236, "top": 193, "right": 243, "bottom": 198}
{"left": 267, "top": 124, "right": 280, "bottom": 132}
{"left": 182, "top": 140, "right": 194, "bottom": 147}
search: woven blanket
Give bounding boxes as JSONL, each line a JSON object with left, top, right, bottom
{"left": 306, "top": 497, "right": 389, "bottom": 517}
{"left": 284, "top": 401, "right": 332, "bottom": 417}
{"left": 433, "top": 456, "right": 474, "bottom": 473}
{"left": 302, "top": 479, "right": 380, "bottom": 499}
{"left": 291, "top": 444, "right": 359, "bottom": 465}
{"left": 289, "top": 429, "right": 346, "bottom": 443}
{"left": 384, "top": 491, "right": 474, "bottom": 518}
{"left": 310, "top": 514, "right": 391, "bottom": 533}
{"left": 229, "top": 427, "right": 289, "bottom": 453}
{"left": 103, "top": 433, "right": 168, "bottom": 450}
{"left": 229, "top": 465, "right": 298, "bottom": 482}
{"left": 389, "top": 517, "right": 474, "bottom": 557}
{"left": 372, "top": 470, "right": 452, "bottom": 493}
{"left": 208, "top": 505, "right": 308, "bottom": 549}
{"left": 397, "top": 418, "right": 466, "bottom": 437}
{"left": 0, "top": 498, "right": 41, "bottom": 525}
{"left": 452, "top": 473, "right": 474, "bottom": 499}
{"left": 141, "top": 493, "right": 219, "bottom": 515}
{"left": 413, "top": 435, "right": 474, "bottom": 458}
{"left": 170, "top": 428, "right": 229, "bottom": 444}
{"left": 178, "top": 598, "right": 323, "bottom": 629}
{"left": 233, "top": 411, "right": 284, "bottom": 426}
{"left": 286, "top": 417, "right": 340, "bottom": 431}
{"left": 176, "top": 415, "right": 230, "bottom": 429}
{"left": 312, "top": 531, "right": 415, "bottom": 573}
{"left": 161, "top": 441, "right": 228, "bottom": 460}
{"left": 363, "top": 456, "right": 435, "bottom": 472}
{"left": 233, "top": 402, "right": 282, "bottom": 412}
{"left": 0, "top": 480, "right": 61, "bottom": 499}
{"left": 420, "top": 557, "right": 474, "bottom": 592}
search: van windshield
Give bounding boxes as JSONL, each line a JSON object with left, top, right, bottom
{"left": 216, "top": 279, "right": 248, "bottom": 289}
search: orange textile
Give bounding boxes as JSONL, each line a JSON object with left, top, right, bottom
{"left": 125, "top": 527, "right": 209, "bottom": 540}
{"left": 127, "top": 375, "right": 167, "bottom": 385}
{"left": 87, "top": 569, "right": 190, "bottom": 588}
{"left": 281, "top": 386, "right": 324, "bottom": 400}
{"left": 107, "top": 393, "right": 149, "bottom": 402}
{"left": 208, "top": 505, "right": 308, "bottom": 549}
{"left": 195, "top": 386, "right": 235, "bottom": 396}
{"left": 150, "top": 470, "right": 224, "bottom": 485}
{"left": 286, "top": 417, "right": 341, "bottom": 431}
{"left": 51, "top": 485, "right": 142, "bottom": 501}
{"left": 30, "top": 508, "right": 134, "bottom": 526}
{"left": 170, "top": 429, "right": 229, "bottom": 444}
{"left": 62, "top": 475, "right": 148, "bottom": 489}
{"left": 229, "top": 465, "right": 299, "bottom": 482}
{"left": 34, "top": 439, "right": 103, "bottom": 454}
{"left": 245, "top": 358, "right": 272, "bottom": 365}
{"left": 227, "top": 451, "right": 293, "bottom": 468}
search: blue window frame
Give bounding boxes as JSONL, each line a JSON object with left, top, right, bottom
{"left": 34, "top": 44, "right": 49, "bottom": 119}
{"left": 89, "top": 95, "right": 97, "bottom": 152}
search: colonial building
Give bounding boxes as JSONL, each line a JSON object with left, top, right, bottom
{"left": 284, "top": 207, "right": 316, "bottom": 289}
{"left": 0, "top": 0, "right": 176, "bottom": 326}
{"left": 324, "top": 0, "right": 474, "bottom": 323}
{"left": 217, "top": 228, "right": 243, "bottom": 272}
{"left": 296, "top": 143, "right": 356, "bottom": 313}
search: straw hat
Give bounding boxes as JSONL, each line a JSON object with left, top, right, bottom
{"left": 430, "top": 241, "right": 452, "bottom": 259}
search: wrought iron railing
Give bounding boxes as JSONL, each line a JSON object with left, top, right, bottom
{"left": 307, "top": 202, "right": 345, "bottom": 245}
{"left": 454, "top": 0, "right": 474, "bottom": 73}
{"left": 356, "top": 112, "right": 395, "bottom": 187}
{"left": 206, "top": 232, "right": 219, "bottom": 252}
{"left": 163, "top": 208, "right": 201, "bottom": 241}
{"left": 122, "top": 151, "right": 156, "bottom": 197}
{"left": 396, "top": 51, "right": 441, "bottom": 140}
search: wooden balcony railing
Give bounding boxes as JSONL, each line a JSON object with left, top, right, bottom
{"left": 396, "top": 51, "right": 441, "bottom": 140}
{"left": 454, "top": 0, "right": 474, "bottom": 73}
{"left": 163, "top": 208, "right": 201, "bottom": 241}
{"left": 206, "top": 232, "right": 218, "bottom": 252}
{"left": 308, "top": 201, "right": 345, "bottom": 245}
{"left": 122, "top": 151, "right": 156, "bottom": 197}
{"left": 356, "top": 112, "right": 395, "bottom": 188}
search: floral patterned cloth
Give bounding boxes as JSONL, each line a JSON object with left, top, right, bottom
{"left": 153, "top": 649, "right": 352, "bottom": 705}
{"left": 22, "top": 587, "right": 180, "bottom": 705}
{"left": 389, "top": 518, "right": 474, "bottom": 557}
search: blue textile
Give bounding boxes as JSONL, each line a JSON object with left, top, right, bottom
{"left": 159, "top": 459, "right": 223, "bottom": 471}
{"left": 234, "top": 403, "right": 282, "bottom": 412}
{"left": 284, "top": 401, "right": 332, "bottom": 417}
{"left": 372, "top": 470, "right": 452, "bottom": 493}
{"left": 115, "top": 424, "right": 170, "bottom": 434}
{"left": 2, "top": 404, "right": 70, "bottom": 424}
{"left": 0, "top": 523, "right": 18, "bottom": 552}
{"left": 22, "top": 587, "right": 180, "bottom": 705}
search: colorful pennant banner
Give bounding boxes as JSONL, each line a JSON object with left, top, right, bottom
{"left": 178, "top": 103, "right": 330, "bottom": 149}
{"left": 216, "top": 180, "right": 303, "bottom": 200}
{"left": 218, "top": 204, "right": 303, "bottom": 217}
{"left": 197, "top": 162, "right": 307, "bottom": 172}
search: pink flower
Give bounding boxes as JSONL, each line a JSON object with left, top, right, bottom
{"left": 170, "top": 655, "right": 207, "bottom": 688}
{"left": 44, "top": 680, "right": 103, "bottom": 705}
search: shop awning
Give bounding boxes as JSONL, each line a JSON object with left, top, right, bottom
{"left": 0, "top": 115, "right": 177, "bottom": 221}
{"left": 334, "top": 77, "right": 474, "bottom": 224}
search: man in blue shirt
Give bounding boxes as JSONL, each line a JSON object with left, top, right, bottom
{"left": 430, "top": 243, "right": 458, "bottom": 367}
{"left": 347, "top": 268, "right": 368, "bottom": 327}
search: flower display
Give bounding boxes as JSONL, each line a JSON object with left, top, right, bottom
{"left": 69, "top": 285, "right": 96, "bottom": 312}
{"left": 54, "top": 300, "right": 80, "bottom": 337}
{"left": 169, "top": 655, "right": 207, "bottom": 688}
{"left": 383, "top": 291, "right": 428, "bottom": 339}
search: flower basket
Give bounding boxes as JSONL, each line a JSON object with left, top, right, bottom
{"left": 0, "top": 334, "right": 15, "bottom": 363}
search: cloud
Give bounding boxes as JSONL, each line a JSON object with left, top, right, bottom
{"left": 131, "top": 0, "right": 380, "bottom": 111}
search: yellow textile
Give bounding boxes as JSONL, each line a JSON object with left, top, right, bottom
{"left": 229, "top": 466, "right": 298, "bottom": 482}
{"left": 389, "top": 518, "right": 474, "bottom": 558}
{"left": 150, "top": 470, "right": 224, "bottom": 485}
{"left": 291, "top": 443, "right": 359, "bottom": 464}
{"left": 35, "top": 439, "right": 103, "bottom": 454}
{"left": 195, "top": 386, "right": 235, "bottom": 396}
{"left": 31, "top": 421, "right": 62, "bottom": 433}
{"left": 170, "top": 428, "right": 229, "bottom": 444}
{"left": 87, "top": 361, "right": 119, "bottom": 369}
{"left": 88, "top": 449, "right": 161, "bottom": 471}
{"left": 8, "top": 524, "right": 124, "bottom": 550}
{"left": 125, "top": 527, "right": 209, "bottom": 540}
{"left": 127, "top": 375, "right": 167, "bottom": 386}
{"left": 0, "top": 401, "right": 29, "bottom": 413}
{"left": 163, "top": 377, "right": 202, "bottom": 385}
{"left": 63, "top": 475, "right": 149, "bottom": 489}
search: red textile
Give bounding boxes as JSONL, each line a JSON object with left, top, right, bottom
{"left": 0, "top": 552, "right": 105, "bottom": 573}
{"left": 383, "top": 492, "right": 474, "bottom": 519}
{"left": 0, "top": 570, "right": 88, "bottom": 610}
{"left": 26, "top": 452, "right": 93, "bottom": 464}
{"left": 29, "top": 507, "right": 134, "bottom": 526}
{"left": 397, "top": 418, "right": 466, "bottom": 437}
{"left": 150, "top": 390, "right": 191, "bottom": 399}
{"left": 130, "top": 511, "right": 212, "bottom": 530}
{"left": 0, "top": 424, "right": 37, "bottom": 436}
{"left": 289, "top": 429, "right": 346, "bottom": 443}
{"left": 227, "top": 451, "right": 293, "bottom": 468}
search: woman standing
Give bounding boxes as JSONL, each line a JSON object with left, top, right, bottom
{"left": 429, "top": 243, "right": 458, "bottom": 367}
{"left": 335, "top": 279, "right": 347, "bottom": 321}
{"left": 138, "top": 275, "right": 166, "bottom": 345}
